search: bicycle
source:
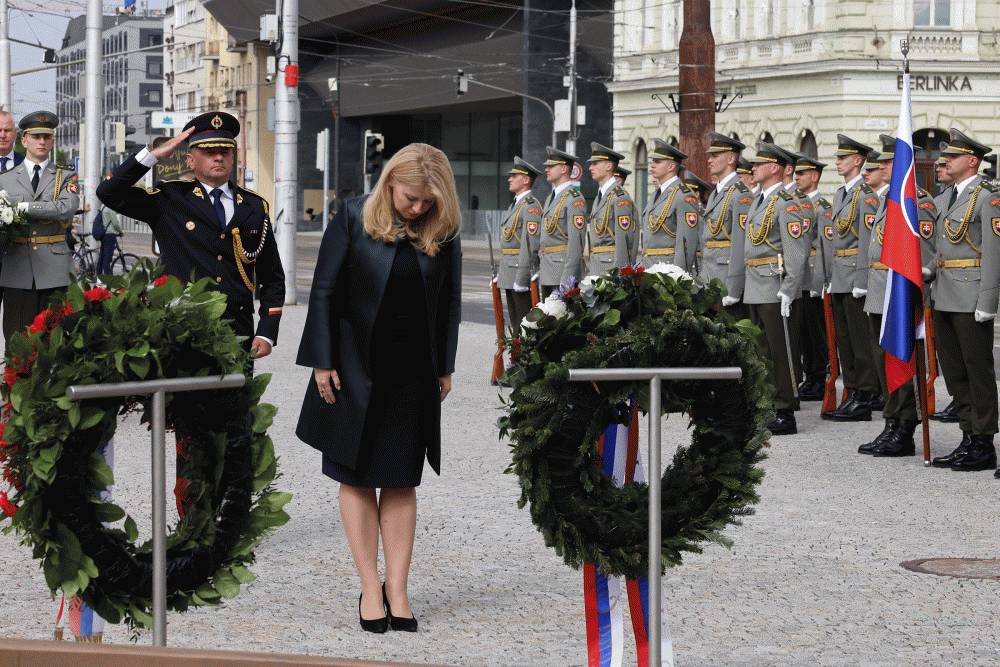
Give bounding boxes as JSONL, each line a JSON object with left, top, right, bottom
{"left": 71, "top": 232, "right": 141, "bottom": 280}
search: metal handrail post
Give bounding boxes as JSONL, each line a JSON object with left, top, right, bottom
{"left": 66, "top": 373, "right": 247, "bottom": 646}
{"left": 567, "top": 366, "right": 742, "bottom": 666}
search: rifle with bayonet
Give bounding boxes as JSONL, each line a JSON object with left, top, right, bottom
{"left": 488, "top": 229, "right": 506, "bottom": 386}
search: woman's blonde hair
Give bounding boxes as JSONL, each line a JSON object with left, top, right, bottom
{"left": 361, "top": 143, "right": 461, "bottom": 256}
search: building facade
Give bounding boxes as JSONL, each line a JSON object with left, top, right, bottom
{"left": 610, "top": 0, "right": 1000, "bottom": 201}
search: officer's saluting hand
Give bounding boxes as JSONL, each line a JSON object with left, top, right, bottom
{"left": 97, "top": 111, "right": 285, "bottom": 360}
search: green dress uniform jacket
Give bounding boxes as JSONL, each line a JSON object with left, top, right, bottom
{"left": 96, "top": 154, "right": 285, "bottom": 343}
{"left": 829, "top": 179, "right": 879, "bottom": 293}
{"left": 588, "top": 182, "right": 637, "bottom": 273}
{"left": 787, "top": 184, "right": 816, "bottom": 293}
{"left": 538, "top": 184, "right": 587, "bottom": 287}
{"left": 640, "top": 177, "right": 701, "bottom": 273}
{"left": 928, "top": 177, "right": 1000, "bottom": 314}
{"left": 0, "top": 161, "right": 78, "bottom": 290}
{"left": 810, "top": 194, "right": 834, "bottom": 295}
{"left": 497, "top": 192, "right": 542, "bottom": 290}
{"left": 699, "top": 173, "right": 752, "bottom": 285}
{"left": 863, "top": 187, "right": 937, "bottom": 315}
{"left": 736, "top": 187, "right": 809, "bottom": 304}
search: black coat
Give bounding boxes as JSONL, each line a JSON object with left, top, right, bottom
{"left": 295, "top": 197, "right": 462, "bottom": 473}
{"left": 96, "top": 155, "right": 285, "bottom": 342}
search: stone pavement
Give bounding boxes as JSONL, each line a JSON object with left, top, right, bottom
{"left": 1, "top": 305, "right": 999, "bottom": 666}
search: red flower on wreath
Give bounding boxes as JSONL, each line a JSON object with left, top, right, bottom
{"left": 27, "top": 310, "right": 49, "bottom": 334}
{"left": 620, "top": 266, "right": 645, "bottom": 277}
{"left": 152, "top": 275, "right": 170, "bottom": 288}
{"left": 83, "top": 287, "right": 112, "bottom": 303}
{"left": 0, "top": 490, "right": 16, "bottom": 517}
{"left": 562, "top": 287, "right": 581, "bottom": 300}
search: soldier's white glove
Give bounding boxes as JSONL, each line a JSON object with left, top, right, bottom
{"left": 921, "top": 266, "right": 933, "bottom": 282}
{"left": 823, "top": 283, "right": 831, "bottom": 296}
{"left": 491, "top": 276, "right": 498, "bottom": 287}
{"left": 513, "top": 282, "right": 529, "bottom": 293}
{"left": 530, "top": 272, "right": 539, "bottom": 283}
{"left": 809, "top": 290, "right": 820, "bottom": 298}
{"left": 721, "top": 296, "right": 739, "bottom": 307}
{"left": 16, "top": 202, "right": 28, "bottom": 213}
{"left": 974, "top": 310, "right": 995, "bottom": 323}
{"left": 778, "top": 291, "right": 793, "bottom": 318}
{"left": 852, "top": 287, "right": 867, "bottom": 299}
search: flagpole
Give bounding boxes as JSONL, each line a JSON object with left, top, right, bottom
{"left": 899, "top": 37, "right": 933, "bottom": 466}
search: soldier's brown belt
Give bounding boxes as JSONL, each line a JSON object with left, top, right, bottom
{"left": 937, "top": 258, "right": 981, "bottom": 269}
{"left": 15, "top": 235, "right": 64, "bottom": 245}
{"left": 870, "top": 261, "right": 888, "bottom": 270}
{"left": 591, "top": 245, "right": 615, "bottom": 254}
{"left": 834, "top": 248, "right": 859, "bottom": 257}
{"left": 745, "top": 256, "right": 779, "bottom": 267}
{"left": 810, "top": 248, "right": 817, "bottom": 257}
{"left": 541, "top": 244, "right": 567, "bottom": 254}
{"left": 501, "top": 248, "right": 520, "bottom": 255}
{"left": 704, "top": 240, "right": 731, "bottom": 248}
{"left": 643, "top": 248, "right": 675, "bottom": 256}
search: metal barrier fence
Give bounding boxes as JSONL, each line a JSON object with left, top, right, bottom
{"left": 566, "top": 366, "right": 743, "bottom": 666}
{"left": 65, "top": 373, "right": 247, "bottom": 647}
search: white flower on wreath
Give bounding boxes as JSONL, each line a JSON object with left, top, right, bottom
{"left": 538, "top": 293, "right": 570, "bottom": 319}
{"left": 646, "top": 262, "right": 691, "bottom": 281}
{"left": 578, "top": 274, "right": 600, "bottom": 306}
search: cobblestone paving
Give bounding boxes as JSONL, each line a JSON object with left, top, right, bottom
{"left": 2, "top": 307, "right": 999, "bottom": 666}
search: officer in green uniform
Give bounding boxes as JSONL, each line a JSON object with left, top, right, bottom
{"left": 586, "top": 142, "right": 638, "bottom": 273}
{"left": 640, "top": 139, "right": 700, "bottom": 273}
{"left": 858, "top": 137, "right": 938, "bottom": 456}
{"left": 732, "top": 143, "right": 809, "bottom": 435}
{"left": 929, "top": 144, "right": 960, "bottom": 423}
{"left": 703, "top": 132, "right": 753, "bottom": 316}
{"left": 793, "top": 155, "right": 833, "bottom": 400}
{"left": 0, "top": 111, "right": 79, "bottom": 342}
{"left": 924, "top": 129, "right": 1000, "bottom": 476}
{"left": 823, "top": 134, "right": 881, "bottom": 422}
{"left": 498, "top": 156, "right": 543, "bottom": 328}
{"left": 539, "top": 147, "right": 587, "bottom": 295}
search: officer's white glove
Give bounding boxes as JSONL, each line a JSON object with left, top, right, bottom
{"left": 491, "top": 276, "right": 498, "bottom": 287}
{"left": 823, "top": 283, "right": 832, "bottom": 296}
{"left": 810, "top": 290, "right": 820, "bottom": 298}
{"left": 16, "top": 202, "right": 28, "bottom": 213}
{"left": 530, "top": 272, "right": 539, "bottom": 283}
{"left": 921, "top": 266, "right": 933, "bottom": 281}
{"left": 721, "top": 296, "right": 739, "bottom": 307}
{"left": 513, "top": 282, "right": 529, "bottom": 293}
{"left": 852, "top": 287, "right": 867, "bottom": 299}
{"left": 778, "top": 291, "right": 793, "bottom": 318}
{"left": 974, "top": 310, "right": 995, "bottom": 323}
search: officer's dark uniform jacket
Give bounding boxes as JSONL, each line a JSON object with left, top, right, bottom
{"left": 97, "top": 154, "right": 285, "bottom": 343}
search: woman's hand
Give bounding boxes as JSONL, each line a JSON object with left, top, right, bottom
{"left": 439, "top": 375, "right": 452, "bottom": 402}
{"left": 314, "top": 368, "right": 341, "bottom": 404}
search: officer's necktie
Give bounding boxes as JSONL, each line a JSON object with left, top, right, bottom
{"left": 544, "top": 191, "right": 554, "bottom": 208}
{"left": 0, "top": 157, "right": 8, "bottom": 173}
{"left": 210, "top": 188, "right": 227, "bottom": 229}
{"left": 946, "top": 187, "right": 957, "bottom": 211}
{"left": 31, "top": 164, "right": 40, "bottom": 192}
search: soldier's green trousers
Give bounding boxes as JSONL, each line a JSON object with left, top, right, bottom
{"left": 800, "top": 292, "right": 828, "bottom": 384}
{"left": 932, "top": 309, "right": 998, "bottom": 435}
{"left": 867, "top": 313, "right": 917, "bottom": 422}
{"left": 2, "top": 286, "right": 65, "bottom": 344}
{"left": 504, "top": 289, "right": 532, "bottom": 336}
{"left": 749, "top": 301, "right": 801, "bottom": 412}
{"left": 831, "top": 292, "right": 880, "bottom": 395}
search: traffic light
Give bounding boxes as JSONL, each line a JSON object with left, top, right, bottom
{"left": 364, "top": 131, "right": 384, "bottom": 177}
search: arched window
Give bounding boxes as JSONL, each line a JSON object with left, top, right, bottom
{"left": 667, "top": 135, "right": 679, "bottom": 147}
{"left": 635, "top": 139, "right": 648, "bottom": 205}
{"left": 799, "top": 129, "right": 818, "bottom": 159}
{"left": 759, "top": 131, "right": 773, "bottom": 143}
{"left": 913, "top": 127, "right": 949, "bottom": 192}
{"left": 729, "top": 131, "right": 741, "bottom": 143}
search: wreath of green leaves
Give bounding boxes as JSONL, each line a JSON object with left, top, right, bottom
{"left": 499, "top": 266, "right": 771, "bottom": 579}
{"left": 0, "top": 262, "right": 289, "bottom": 632}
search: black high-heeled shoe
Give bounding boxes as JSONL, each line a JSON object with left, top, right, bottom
{"left": 382, "top": 583, "right": 418, "bottom": 632}
{"left": 359, "top": 592, "right": 388, "bottom": 633}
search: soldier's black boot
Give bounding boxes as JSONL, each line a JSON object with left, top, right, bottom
{"left": 822, "top": 389, "right": 855, "bottom": 419}
{"left": 930, "top": 399, "right": 960, "bottom": 423}
{"left": 867, "top": 393, "right": 886, "bottom": 412}
{"left": 949, "top": 435, "right": 997, "bottom": 471}
{"left": 873, "top": 420, "right": 917, "bottom": 457}
{"left": 858, "top": 419, "right": 897, "bottom": 455}
{"left": 994, "top": 467, "right": 1000, "bottom": 479}
{"left": 931, "top": 432, "right": 971, "bottom": 468}
{"left": 767, "top": 409, "right": 797, "bottom": 436}
{"left": 798, "top": 379, "right": 823, "bottom": 401}
{"left": 824, "top": 391, "right": 873, "bottom": 422}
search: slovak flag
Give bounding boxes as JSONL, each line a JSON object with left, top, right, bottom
{"left": 879, "top": 70, "right": 923, "bottom": 393}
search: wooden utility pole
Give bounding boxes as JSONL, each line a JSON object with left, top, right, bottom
{"left": 678, "top": 0, "right": 715, "bottom": 179}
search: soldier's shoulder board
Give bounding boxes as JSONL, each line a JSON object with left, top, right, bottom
{"left": 735, "top": 180, "right": 751, "bottom": 193}
{"left": 55, "top": 163, "right": 75, "bottom": 171}
{"left": 777, "top": 189, "right": 793, "bottom": 201}
{"left": 524, "top": 194, "right": 539, "bottom": 205}
{"left": 860, "top": 183, "right": 875, "bottom": 193}
{"left": 817, "top": 197, "right": 831, "bottom": 209}
{"left": 981, "top": 180, "right": 999, "bottom": 193}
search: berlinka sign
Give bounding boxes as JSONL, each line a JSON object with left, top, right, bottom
{"left": 896, "top": 74, "right": 973, "bottom": 92}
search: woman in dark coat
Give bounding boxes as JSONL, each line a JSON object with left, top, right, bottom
{"left": 296, "top": 143, "right": 462, "bottom": 633}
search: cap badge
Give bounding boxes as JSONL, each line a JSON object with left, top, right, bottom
{"left": 211, "top": 115, "right": 223, "bottom": 129}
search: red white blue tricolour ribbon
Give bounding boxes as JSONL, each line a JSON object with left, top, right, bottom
{"left": 583, "top": 403, "right": 673, "bottom": 666}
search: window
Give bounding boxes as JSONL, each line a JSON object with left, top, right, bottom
{"left": 766, "top": 0, "right": 775, "bottom": 36}
{"left": 147, "top": 57, "right": 163, "bottom": 78}
{"left": 806, "top": 0, "right": 815, "bottom": 30}
{"left": 914, "top": 0, "right": 950, "bottom": 26}
{"left": 634, "top": 139, "right": 648, "bottom": 206}
{"left": 733, "top": 1, "right": 742, "bottom": 40}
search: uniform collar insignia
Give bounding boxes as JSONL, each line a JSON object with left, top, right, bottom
{"left": 192, "top": 186, "right": 204, "bottom": 198}
{"left": 236, "top": 193, "right": 243, "bottom": 205}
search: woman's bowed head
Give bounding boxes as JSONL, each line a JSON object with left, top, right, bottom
{"left": 315, "top": 143, "right": 461, "bottom": 406}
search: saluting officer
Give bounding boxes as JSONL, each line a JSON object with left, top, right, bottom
{"left": 497, "top": 157, "right": 543, "bottom": 328}
{"left": 793, "top": 155, "right": 833, "bottom": 400}
{"left": 0, "top": 111, "right": 79, "bottom": 342}
{"left": 641, "top": 139, "right": 700, "bottom": 272}
{"left": 732, "top": 143, "right": 809, "bottom": 435}
{"left": 702, "top": 132, "right": 753, "bottom": 315}
{"left": 924, "top": 129, "right": 1000, "bottom": 477}
{"left": 97, "top": 112, "right": 284, "bottom": 358}
{"left": 823, "top": 134, "right": 881, "bottom": 422}
{"left": 857, "top": 136, "right": 938, "bottom": 457}
{"left": 538, "top": 147, "right": 587, "bottom": 295}
{"left": 586, "top": 142, "right": 638, "bottom": 273}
